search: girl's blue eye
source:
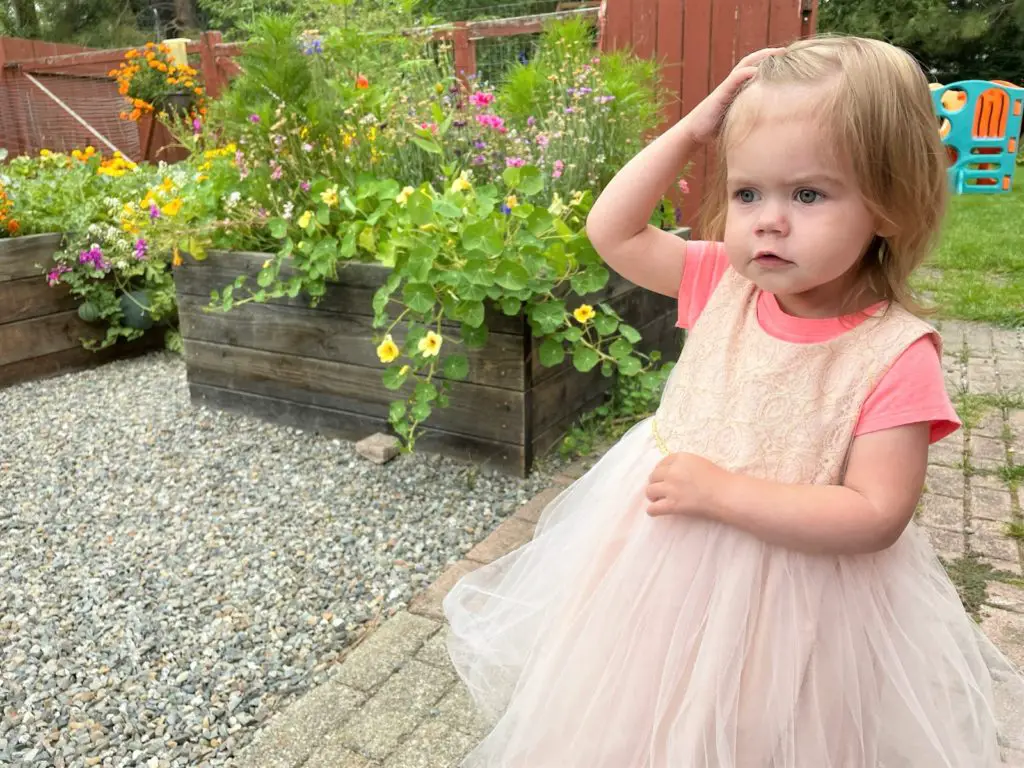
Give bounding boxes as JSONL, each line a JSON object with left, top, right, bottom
{"left": 796, "top": 188, "right": 822, "bottom": 204}
{"left": 736, "top": 189, "right": 757, "bottom": 203}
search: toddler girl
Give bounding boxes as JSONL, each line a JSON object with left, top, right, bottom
{"left": 444, "top": 36, "right": 1024, "bottom": 767}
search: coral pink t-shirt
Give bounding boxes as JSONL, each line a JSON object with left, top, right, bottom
{"left": 676, "top": 242, "right": 960, "bottom": 444}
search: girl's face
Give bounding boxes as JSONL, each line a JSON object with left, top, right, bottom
{"left": 723, "top": 82, "right": 881, "bottom": 318}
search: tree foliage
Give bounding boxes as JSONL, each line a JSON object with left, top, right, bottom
{"left": 818, "top": 0, "right": 1024, "bottom": 85}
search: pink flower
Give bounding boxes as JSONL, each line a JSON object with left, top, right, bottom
{"left": 47, "top": 265, "right": 71, "bottom": 286}
{"left": 536, "top": 134, "right": 549, "bottom": 148}
{"left": 470, "top": 92, "right": 494, "bottom": 108}
{"left": 677, "top": 178, "right": 690, "bottom": 194}
{"left": 505, "top": 156, "right": 525, "bottom": 168}
{"left": 419, "top": 122, "right": 439, "bottom": 135}
{"left": 475, "top": 114, "right": 507, "bottom": 133}
{"left": 271, "top": 162, "right": 283, "bottom": 181}
{"left": 552, "top": 159, "right": 565, "bottom": 179}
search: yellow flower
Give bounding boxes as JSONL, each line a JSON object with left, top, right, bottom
{"left": 570, "top": 190, "right": 585, "bottom": 207}
{"left": 161, "top": 198, "right": 183, "bottom": 217}
{"left": 399, "top": 364, "right": 411, "bottom": 376}
{"left": 297, "top": 210, "right": 313, "bottom": 228}
{"left": 548, "top": 193, "right": 566, "bottom": 217}
{"left": 320, "top": 186, "right": 339, "bottom": 207}
{"left": 573, "top": 304, "right": 596, "bottom": 324}
{"left": 161, "top": 177, "right": 174, "bottom": 193}
{"left": 395, "top": 186, "right": 415, "bottom": 206}
{"left": 417, "top": 331, "right": 443, "bottom": 358}
{"left": 376, "top": 334, "right": 400, "bottom": 363}
{"left": 172, "top": 247, "right": 183, "bottom": 267}
{"left": 262, "top": 259, "right": 272, "bottom": 269}
{"left": 505, "top": 195, "right": 518, "bottom": 209}
{"left": 451, "top": 171, "right": 472, "bottom": 193}
{"left": 40, "top": 149, "right": 51, "bottom": 157}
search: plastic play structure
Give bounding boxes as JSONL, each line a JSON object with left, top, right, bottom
{"left": 930, "top": 79, "right": 1023, "bottom": 194}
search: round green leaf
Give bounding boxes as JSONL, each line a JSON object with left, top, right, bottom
{"left": 539, "top": 338, "right": 566, "bottom": 367}
{"left": 462, "top": 323, "right": 488, "bottom": 349}
{"left": 383, "top": 367, "right": 406, "bottom": 390}
{"left": 609, "top": 338, "right": 633, "bottom": 360}
{"left": 443, "top": 355, "right": 470, "bottom": 380}
{"left": 411, "top": 402, "right": 433, "bottom": 422}
{"left": 618, "top": 356, "right": 643, "bottom": 376}
{"left": 496, "top": 261, "right": 530, "bottom": 291}
{"left": 594, "top": 314, "right": 619, "bottom": 335}
{"left": 415, "top": 381, "right": 438, "bottom": 403}
{"left": 572, "top": 344, "right": 600, "bottom": 373}
{"left": 619, "top": 324, "right": 642, "bottom": 344}
{"left": 500, "top": 297, "right": 521, "bottom": 316}
{"left": 528, "top": 300, "right": 565, "bottom": 334}
{"left": 403, "top": 283, "right": 436, "bottom": 314}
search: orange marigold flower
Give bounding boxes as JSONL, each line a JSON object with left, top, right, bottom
{"left": 6, "top": 220, "right": 19, "bottom": 234}
{"left": 356, "top": 74, "right": 369, "bottom": 89}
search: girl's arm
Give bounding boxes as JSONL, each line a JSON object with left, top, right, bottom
{"left": 646, "top": 423, "right": 931, "bottom": 555}
{"left": 586, "top": 47, "right": 784, "bottom": 299}
{"left": 585, "top": 118, "right": 697, "bottom": 298}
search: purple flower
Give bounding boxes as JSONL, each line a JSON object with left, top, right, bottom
{"left": 47, "top": 265, "right": 71, "bottom": 286}
{"left": 192, "top": 117, "right": 202, "bottom": 134}
{"left": 300, "top": 180, "right": 311, "bottom": 192}
{"left": 596, "top": 95, "right": 615, "bottom": 105}
{"left": 564, "top": 107, "right": 575, "bottom": 114}
{"left": 472, "top": 155, "right": 486, "bottom": 165}
{"left": 134, "top": 238, "right": 148, "bottom": 260}
{"left": 249, "top": 114, "right": 261, "bottom": 124}
{"left": 272, "top": 134, "right": 285, "bottom": 147}
{"left": 270, "top": 162, "right": 283, "bottom": 181}
{"left": 303, "top": 38, "right": 323, "bottom": 55}
{"left": 578, "top": 87, "right": 593, "bottom": 95}
{"left": 474, "top": 141, "right": 486, "bottom": 150}
{"left": 452, "top": 120, "right": 466, "bottom": 129}
{"left": 505, "top": 156, "right": 525, "bottom": 168}
{"left": 77, "top": 245, "right": 109, "bottom": 272}
{"left": 527, "top": 116, "right": 536, "bottom": 127}
{"left": 499, "top": 203, "right": 511, "bottom": 215}
{"left": 149, "top": 203, "right": 161, "bottom": 221}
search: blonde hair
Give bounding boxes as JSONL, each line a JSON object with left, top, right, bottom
{"left": 699, "top": 35, "right": 949, "bottom": 314}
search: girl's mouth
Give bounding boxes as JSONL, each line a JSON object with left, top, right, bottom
{"left": 754, "top": 252, "right": 793, "bottom": 268}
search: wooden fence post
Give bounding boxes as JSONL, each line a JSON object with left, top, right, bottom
{"left": 453, "top": 21, "right": 477, "bottom": 87}
{"left": 199, "top": 30, "right": 226, "bottom": 100}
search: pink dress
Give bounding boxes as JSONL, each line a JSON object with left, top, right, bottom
{"left": 443, "top": 242, "right": 1024, "bottom": 767}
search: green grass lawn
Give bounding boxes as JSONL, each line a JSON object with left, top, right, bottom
{"left": 914, "top": 183, "right": 1024, "bottom": 327}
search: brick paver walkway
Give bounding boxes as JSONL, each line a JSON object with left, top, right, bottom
{"left": 230, "top": 321, "right": 1024, "bottom": 768}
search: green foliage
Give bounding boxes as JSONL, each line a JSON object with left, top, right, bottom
{"left": 147, "top": 15, "right": 671, "bottom": 451}
{"left": 818, "top": 0, "right": 1024, "bottom": 85}
{"left": 2, "top": 150, "right": 180, "bottom": 349}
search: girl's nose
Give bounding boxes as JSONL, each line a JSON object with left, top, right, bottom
{"left": 754, "top": 202, "right": 789, "bottom": 237}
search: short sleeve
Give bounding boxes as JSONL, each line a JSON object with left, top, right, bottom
{"left": 854, "top": 335, "right": 961, "bottom": 444}
{"left": 676, "top": 241, "right": 731, "bottom": 330}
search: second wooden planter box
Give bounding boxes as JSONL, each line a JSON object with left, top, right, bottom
{"left": 0, "top": 233, "right": 160, "bottom": 389}
{"left": 175, "top": 251, "right": 683, "bottom": 476}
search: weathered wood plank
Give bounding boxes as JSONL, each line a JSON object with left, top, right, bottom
{"left": 0, "top": 276, "right": 77, "bottom": 325}
{"left": 0, "top": 335, "right": 160, "bottom": 389}
{"left": 177, "top": 294, "right": 528, "bottom": 391}
{"left": 189, "top": 383, "right": 527, "bottom": 476}
{"left": 184, "top": 340, "right": 527, "bottom": 445}
{"left": 175, "top": 251, "right": 634, "bottom": 339}
{"left": 0, "top": 309, "right": 102, "bottom": 366}
{"left": 0, "top": 234, "right": 63, "bottom": 282}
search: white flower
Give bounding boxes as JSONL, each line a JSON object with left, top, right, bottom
{"left": 115, "top": 259, "right": 128, "bottom": 270}
{"left": 226, "top": 191, "right": 241, "bottom": 209}
{"left": 283, "top": 202, "right": 294, "bottom": 220}
{"left": 359, "top": 113, "right": 379, "bottom": 126}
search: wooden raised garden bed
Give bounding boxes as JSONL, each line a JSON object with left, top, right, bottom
{"left": 175, "top": 251, "right": 683, "bottom": 476}
{"left": 0, "top": 234, "right": 157, "bottom": 388}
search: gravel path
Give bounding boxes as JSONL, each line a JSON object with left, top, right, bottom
{"left": 0, "top": 352, "right": 558, "bottom": 767}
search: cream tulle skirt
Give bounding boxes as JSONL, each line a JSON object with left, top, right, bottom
{"left": 443, "top": 418, "right": 1024, "bottom": 767}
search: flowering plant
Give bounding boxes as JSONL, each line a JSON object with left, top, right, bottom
{"left": 149, "top": 15, "right": 673, "bottom": 449}
{"left": 109, "top": 42, "right": 206, "bottom": 121}
{"left": 4, "top": 148, "right": 179, "bottom": 349}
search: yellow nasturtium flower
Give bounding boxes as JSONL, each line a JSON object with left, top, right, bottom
{"left": 573, "top": 304, "right": 596, "bottom": 324}
{"left": 395, "top": 186, "right": 415, "bottom": 206}
{"left": 320, "top": 186, "right": 339, "bottom": 207}
{"left": 376, "top": 334, "right": 400, "bottom": 363}
{"left": 417, "top": 331, "right": 443, "bottom": 358}
{"left": 451, "top": 171, "right": 472, "bottom": 193}
{"left": 297, "top": 210, "right": 313, "bottom": 228}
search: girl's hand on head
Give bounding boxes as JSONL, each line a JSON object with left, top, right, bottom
{"left": 683, "top": 47, "right": 786, "bottom": 145}
{"left": 645, "top": 452, "right": 727, "bottom": 518}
